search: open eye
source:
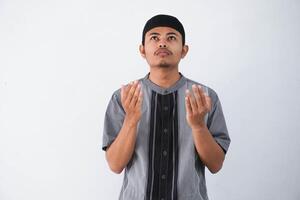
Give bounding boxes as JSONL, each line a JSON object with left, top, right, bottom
{"left": 168, "top": 35, "right": 176, "bottom": 40}
{"left": 150, "top": 36, "right": 159, "bottom": 41}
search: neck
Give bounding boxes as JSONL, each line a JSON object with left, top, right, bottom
{"left": 148, "top": 66, "right": 181, "bottom": 89}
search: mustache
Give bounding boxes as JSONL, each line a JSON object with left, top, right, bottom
{"left": 154, "top": 48, "right": 172, "bottom": 55}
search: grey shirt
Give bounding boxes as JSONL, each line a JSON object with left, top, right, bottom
{"left": 102, "top": 72, "right": 231, "bottom": 200}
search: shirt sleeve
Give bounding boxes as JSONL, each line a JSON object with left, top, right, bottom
{"left": 102, "top": 91, "right": 125, "bottom": 151}
{"left": 207, "top": 94, "right": 231, "bottom": 154}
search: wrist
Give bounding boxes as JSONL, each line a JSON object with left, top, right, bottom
{"left": 124, "top": 116, "right": 138, "bottom": 128}
{"left": 191, "top": 123, "right": 207, "bottom": 132}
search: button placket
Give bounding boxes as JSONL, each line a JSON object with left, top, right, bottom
{"left": 158, "top": 94, "right": 172, "bottom": 200}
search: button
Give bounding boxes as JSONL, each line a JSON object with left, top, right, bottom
{"left": 164, "top": 90, "right": 168, "bottom": 94}
{"left": 161, "top": 198, "right": 164, "bottom": 200}
{"left": 163, "top": 128, "right": 168, "bottom": 133}
{"left": 161, "top": 174, "right": 166, "bottom": 179}
{"left": 163, "top": 150, "right": 167, "bottom": 156}
{"left": 163, "top": 106, "right": 168, "bottom": 111}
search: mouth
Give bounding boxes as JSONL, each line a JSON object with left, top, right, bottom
{"left": 157, "top": 52, "right": 169, "bottom": 56}
{"left": 155, "top": 49, "right": 172, "bottom": 57}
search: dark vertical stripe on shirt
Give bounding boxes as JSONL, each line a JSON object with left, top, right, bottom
{"left": 146, "top": 91, "right": 157, "bottom": 200}
{"left": 146, "top": 91, "right": 178, "bottom": 200}
{"left": 173, "top": 91, "right": 178, "bottom": 200}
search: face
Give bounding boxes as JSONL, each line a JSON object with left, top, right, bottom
{"left": 139, "top": 27, "right": 189, "bottom": 69}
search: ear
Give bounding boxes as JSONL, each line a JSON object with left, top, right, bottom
{"left": 139, "top": 44, "right": 146, "bottom": 58}
{"left": 181, "top": 45, "right": 189, "bottom": 59}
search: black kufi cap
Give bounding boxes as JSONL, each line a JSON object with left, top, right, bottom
{"left": 142, "top": 14, "right": 185, "bottom": 45}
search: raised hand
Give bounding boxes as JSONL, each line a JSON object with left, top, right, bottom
{"left": 185, "top": 84, "right": 212, "bottom": 130}
{"left": 121, "top": 80, "right": 143, "bottom": 126}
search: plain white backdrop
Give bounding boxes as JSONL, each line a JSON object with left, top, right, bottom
{"left": 1, "top": 0, "right": 300, "bottom": 199}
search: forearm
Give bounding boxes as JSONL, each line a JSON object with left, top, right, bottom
{"left": 192, "top": 125, "right": 225, "bottom": 174}
{"left": 105, "top": 116, "right": 138, "bottom": 174}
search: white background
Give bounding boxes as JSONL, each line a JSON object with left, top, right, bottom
{"left": 1, "top": 0, "right": 300, "bottom": 199}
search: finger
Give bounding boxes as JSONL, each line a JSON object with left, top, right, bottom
{"left": 122, "top": 82, "right": 132, "bottom": 102}
{"left": 121, "top": 84, "right": 126, "bottom": 103}
{"left": 204, "top": 94, "right": 212, "bottom": 112}
{"left": 121, "top": 85, "right": 124, "bottom": 101}
{"left": 125, "top": 80, "right": 139, "bottom": 105}
{"left": 129, "top": 83, "right": 141, "bottom": 108}
{"left": 197, "top": 85, "right": 207, "bottom": 110}
{"left": 192, "top": 84, "right": 204, "bottom": 109}
{"left": 186, "top": 89, "right": 197, "bottom": 114}
{"left": 185, "top": 95, "right": 192, "bottom": 116}
{"left": 135, "top": 90, "right": 143, "bottom": 109}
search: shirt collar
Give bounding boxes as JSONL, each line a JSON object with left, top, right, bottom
{"left": 142, "top": 72, "right": 187, "bottom": 95}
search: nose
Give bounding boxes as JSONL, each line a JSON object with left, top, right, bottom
{"left": 159, "top": 38, "right": 168, "bottom": 48}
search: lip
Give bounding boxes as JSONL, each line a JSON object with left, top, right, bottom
{"left": 155, "top": 49, "right": 172, "bottom": 56}
{"left": 157, "top": 52, "right": 169, "bottom": 56}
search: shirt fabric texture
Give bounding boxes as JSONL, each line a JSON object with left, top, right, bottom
{"left": 102, "top": 72, "right": 231, "bottom": 200}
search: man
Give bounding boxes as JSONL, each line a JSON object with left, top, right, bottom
{"left": 102, "top": 14, "right": 231, "bottom": 200}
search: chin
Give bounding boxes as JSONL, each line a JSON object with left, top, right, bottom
{"left": 158, "top": 63, "right": 171, "bottom": 68}
{"left": 157, "top": 60, "right": 171, "bottom": 68}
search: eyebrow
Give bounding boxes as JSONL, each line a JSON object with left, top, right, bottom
{"left": 148, "top": 32, "right": 179, "bottom": 36}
